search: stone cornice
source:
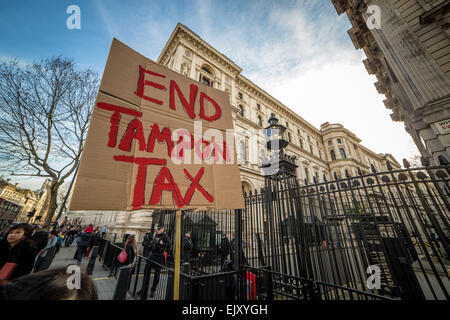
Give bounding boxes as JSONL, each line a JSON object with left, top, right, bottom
{"left": 320, "top": 126, "right": 362, "bottom": 143}
{"left": 157, "top": 23, "right": 242, "bottom": 77}
{"left": 158, "top": 24, "right": 328, "bottom": 141}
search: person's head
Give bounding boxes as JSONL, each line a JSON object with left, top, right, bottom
{"left": 2, "top": 267, "right": 98, "bottom": 300}
{"left": 125, "top": 234, "right": 136, "bottom": 247}
{"left": 49, "top": 230, "right": 57, "bottom": 238}
{"left": 185, "top": 231, "right": 191, "bottom": 238}
{"left": 6, "top": 223, "right": 33, "bottom": 246}
{"left": 222, "top": 233, "right": 226, "bottom": 239}
{"left": 156, "top": 225, "right": 164, "bottom": 234}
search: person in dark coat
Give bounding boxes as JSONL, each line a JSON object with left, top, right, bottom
{"left": 120, "top": 234, "right": 136, "bottom": 267}
{"left": 219, "top": 233, "right": 230, "bottom": 267}
{"left": 64, "top": 227, "right": 75, "bottom": 247}
{"left": 148, "top": 225, "right": 171, "bottom": 297}
{"left": 31, "top": 226, "right": 48, "bottom": 253}
{"left": 182, "top": 231, "right": 193, "bottom": 263}
{"left": 85, "top": 229, "right": 102, "bottom": 258}
{"left": 74, "top": 228, "right": 93, "bottom": 265}
{"left": 142, "top": 229, "right": 153, "bottom": 258}
{"left": 33, "top": 230, "right": 58, "bottom": 272}
{"left": 0, "top": 223, "right": 37, "bottom": 280}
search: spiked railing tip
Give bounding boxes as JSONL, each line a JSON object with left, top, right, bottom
{"left": 403, "top": 159, "right": 411, "bottom": 168}
{"left": 438, "top": 155, "right": 449, "bottom": 165}
{"left": 386, "top": 161, "right": 393, "bottom": 171}
{"left": 370, "top": 164, "right": 377, "bottom": 173}
{"left": 357, "top": 167, "right": 362, "bottom": 176}
{"left": 345, "top": 169, "right": 350, "bottom": 178}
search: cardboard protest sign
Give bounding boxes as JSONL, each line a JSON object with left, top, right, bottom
{"left": 69, "top": 39, "right": 244, "bottom": 211}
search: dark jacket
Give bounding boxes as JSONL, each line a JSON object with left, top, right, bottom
{"left": 0, "top": 238, "right": 37, "bottom": 280}
{"left": 183, "top": 236, "right": 193, "bottom": 253}
{"left": 142, "top": 232, "right": 153, "bottom": 249}
{"left": 90, "top": 233, "right": 102, "bottom": 247}
{"left": 150, "top": 233, "right": 171, "bottom": 255}
{"left": 124, "top": 243, "right": 136, "bottom": 265}
{"left": 32, "top": 230, "right": 48, "bottom": 252}
{"left": 77, "top": 232, "right": 93, "bottom": 247}
{"left": 220, "top": 237, "right": 230, "bottom": 256}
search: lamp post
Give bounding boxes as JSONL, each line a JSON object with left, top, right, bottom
{"left": 261, "top": 113, "right": 297, "bottom": 177}
{"left": 259, "top": 113, "right": 312, "bottom": 279}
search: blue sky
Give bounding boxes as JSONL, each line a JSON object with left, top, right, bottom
{"left": 0, "top": 0, "right": 419, "bottom": 190}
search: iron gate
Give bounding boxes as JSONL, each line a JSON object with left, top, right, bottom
{"left": 109, "top": 161, "right": 449, "bottom": 300}
{"left": 242, "top": 161, "right": 450, "bottom": 300}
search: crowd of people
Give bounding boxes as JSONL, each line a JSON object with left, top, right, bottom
{"left": 0, "top": 221, "right": 109, "bottom": 280}
{"left": 1, "top": 220, "right": 238, "bottom": 299}
{"left": 0, "top": 221, "right": 110, "bottom": 300}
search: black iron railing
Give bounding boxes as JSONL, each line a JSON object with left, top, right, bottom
{"left": 98, "top": 162, "right": 449, "bottom": 300}
{"left": 242, "top": 162, "right": 450, "bottom": 300}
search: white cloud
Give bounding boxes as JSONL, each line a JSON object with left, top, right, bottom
{"left": 191, "top": 1, "right": 419, "bottom": 163}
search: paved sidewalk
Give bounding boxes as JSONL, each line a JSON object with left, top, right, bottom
{"left": 48, "top": 245, "right": 134, "bottom": 300}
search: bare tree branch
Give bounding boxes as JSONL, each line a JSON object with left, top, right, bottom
{"left": 0, "top": 57, "right": 99, "bottom": 227}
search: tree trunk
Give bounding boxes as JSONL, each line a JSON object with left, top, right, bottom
{"left": 43, "top": 183, "right": 60, "bottom": 229}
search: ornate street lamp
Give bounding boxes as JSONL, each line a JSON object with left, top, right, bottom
{"left": 261, "top": 113, "right": 297, "bottom": 177}
{"left": 265, "top": 113, "right": 288, "bottom": 151}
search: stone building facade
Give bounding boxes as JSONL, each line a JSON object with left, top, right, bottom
{"left": 0, "top": 178, "right": 51, "bottom": 228}
{"left": 67, "top": 23, "right": 402, "bottom": 240}
{"left": 332, "top": 0, "right": 450, "bottom": 165}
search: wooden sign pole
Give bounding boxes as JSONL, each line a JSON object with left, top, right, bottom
{"left": 173, "top": 209, "right": 182, "bottom": 300}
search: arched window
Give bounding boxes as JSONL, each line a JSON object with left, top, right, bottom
{"left": 330, "top": 150, "right": 336, "bottom": 161}
{"left": 199, "top": 65, "right": 214, "bottom": 87}
{"left": 258, "top": 115, "right": 262, "bottom": 126}
{"left": 339, "top": 148, "right": 346, "bottom": 159}
{"left": 201, "top": 64, "right": 214, "bottom": 75}
{"left": 238, "top": 105, "right": 244, "bottom": 117}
